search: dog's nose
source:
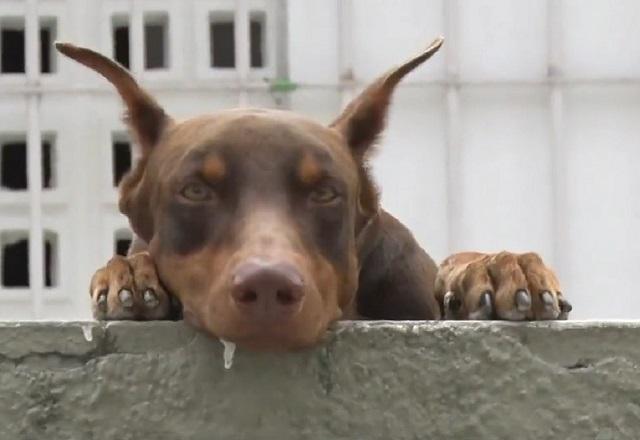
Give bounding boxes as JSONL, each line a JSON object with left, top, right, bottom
{"left": 231, "top": 260, "right": 304, "bottom": 319}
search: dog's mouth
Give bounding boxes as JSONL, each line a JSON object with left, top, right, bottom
{"left": 217, "top": 300, "right": 331, "bottom": 351}
{"left": 197, "top": 311, "right": 329, "bottom": 351}
{"left": 179, "top": 283, "right": 335, "bottom": 351}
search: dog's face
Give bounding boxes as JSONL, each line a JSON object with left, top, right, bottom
{"left": 134, "top": 111, "right": 361, "bottom": 349}
{"left": 56, "top": 38, "right": 443, "bottom": 350}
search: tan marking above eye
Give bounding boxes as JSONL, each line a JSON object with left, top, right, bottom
{"left": 298, "top": 153, "right": 322, "bottom": 185}
{"left": 202, "top": 156, "right": 226, "bottom": 182}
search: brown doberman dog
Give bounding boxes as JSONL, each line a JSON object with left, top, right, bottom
{"left": 56, "top": 36, "right": 571, "bottom": 351}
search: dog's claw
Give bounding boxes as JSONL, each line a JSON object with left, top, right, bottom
{"left": 444, "top": 291, "right": 462, "bottom": 313}
{"left": 541, "top": 291, "right": 554, "bottom": 309}
{"left": 143, "top": 289, "right": 159, "bottom": 308}
{"left": 515, "top": 290, "right": 531, "bottom": 312}
{"left": 558, "top": 297, "right": 572, "bottom": 320}
{"left": 468, "top": 290, "right": 493, "bottom": 320}
{"left": 118, "top": 289, "right": 134, "bottom": 308}
{"left": 96, "top": 289, "right": 108, "bottom": 310}
{"left": 559, "top": 297, "right": 572, "bottom": 313}
{"left": 478, "top": 291, "right": 492, "bottom": 315}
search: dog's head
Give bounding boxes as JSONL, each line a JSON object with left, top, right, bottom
{"left": 56, "top": 38, "right": 443, "bottom": 350}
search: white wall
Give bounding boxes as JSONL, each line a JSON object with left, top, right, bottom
{"left": 0, "top": 0, "right": 637, "bottom": 319}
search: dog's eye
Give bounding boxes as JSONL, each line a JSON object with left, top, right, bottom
{"left": 309, "top": 186, "right": 339, "bottom": 205}
{"left": 180, "top": 183, "right": 214, "bottom": 202}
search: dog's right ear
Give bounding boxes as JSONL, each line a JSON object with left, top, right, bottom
{"left": 330, "top": 36, "right": 443, "bottom": 160}
{"left": 330, "top": 37, "right": 443, "bottom": 229}
{"left": 55, "top": 42, "right": 170, "bottom": 154}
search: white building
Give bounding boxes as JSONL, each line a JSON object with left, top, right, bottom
{"left": 0, "top": 0, "right": 638, "bottom": 320}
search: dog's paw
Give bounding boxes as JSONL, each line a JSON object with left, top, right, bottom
{"left": 89, "top": 252, "right": 175, "bottom": 320}
{"left": 437, "top": 251, "right": 572, "bottom": 321}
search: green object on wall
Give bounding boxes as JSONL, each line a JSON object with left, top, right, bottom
{"left": 269, "top": 78, "right": 298, "bottom": 93}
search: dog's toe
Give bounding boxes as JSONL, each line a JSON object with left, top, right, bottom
{"left": 518, "top": 253, "right": 566, "bottom": 320}
{"left": 441, "top": 259, "right": 495, "bottom": 320}
{"left": 129, "top": 253, "right": 171, "bottom": 320}
{"left": 484, "top": 253, "right": 532, "bottom": 320}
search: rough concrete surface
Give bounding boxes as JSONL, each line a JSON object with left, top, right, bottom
{"left": 0, "top": 320, "right": 639, "bottom": 439}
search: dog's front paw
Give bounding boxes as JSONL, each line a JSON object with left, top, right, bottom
{"left": 436, "top": 251, "right": 572, "bottom": 321}
{"left": 89, "top": 253, "right": 175, "bottom": 320}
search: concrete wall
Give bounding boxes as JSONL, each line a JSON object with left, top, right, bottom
{"left": 1, "top": 321, "right": 639, "bottom": 439}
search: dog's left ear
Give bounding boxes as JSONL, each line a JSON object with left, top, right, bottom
{"left": 54, "top": 42, "right": 170, "bottom": 154}
{"left": 330, "top": 37, "right": 443, "bottom": 159}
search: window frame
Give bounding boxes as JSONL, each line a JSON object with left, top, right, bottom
{"left": 194, "top": 0, "right": 277, "bottom": 83}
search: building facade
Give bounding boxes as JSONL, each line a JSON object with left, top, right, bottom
{"left": 0, "top": 0, "right": 638, "bottom": 319}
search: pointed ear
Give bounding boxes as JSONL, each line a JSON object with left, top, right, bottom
{"left": 330, "top": 37, "right": 444, "bottom": 158}
{"left": 55, "top": 42, "right": 170, "bottom": 153}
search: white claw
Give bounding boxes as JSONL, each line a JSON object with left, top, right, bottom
{"left": 541, "top": 291, "right": 554, "bottom": 308}
{"left": 443, "top": 291, "right": 455, "bottom": 308}
{"left": 469, "top": 291, "right": 493, "bottom": 320}
{"left": 143, "top": 289, "right": 159, "bottom": 308}
{"left": 118, "top": 289, "right": 133, "bottom": 307}
{"left": 443, "top": 291, "right": 461, "bottom": 319}
{"left": 515, "top": 290, "right": 531, "bottom": 312}
{"left": 96, "top": 291, "right": 107, "bottom": 306}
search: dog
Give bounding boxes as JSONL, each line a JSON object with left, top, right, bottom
{"left": 55, "top": 36, "right": 571, "bottom": 351}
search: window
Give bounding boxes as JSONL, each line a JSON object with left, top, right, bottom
{"left": 249, "top": 11, "right": 266, "bottom": 68}
{"left": 208, "top": 10, "right": 269, "bottom": 70}
{"left": 42, "top": 135, "right": 55, "bottom": 189}
{"left": 1, "top": 140, "right": 27, "bottom": 190}
{"left": 44, "top": 230, "right": 58, "bottom": 287}
{"left": 144, "top": 13, "right": 169, "bottom": 69}
{"left": 112, "top": 134, "right": 131, "bottom": 186}
{"left": 0, "top": 137, "right": 56, "bottom": 190}
{"left": 1, "top": 18, "right": 25, "bottom": 74}
{"left": 0, "top": 231, "right": 58, "bottom": 288}
{"left": 112, "top": 15, "right": 130, "bottom": 69}
{"left": 210, "top": 12, "right": 235, "bottom": 68}
{"left": 115, "top": 230, "right": 132, "bottom": 256}
{"left": 39, "top": 18, "right": 57, "bottom": 74}
{"left": 1, "top": 231, "right": 29, "bottom": 287}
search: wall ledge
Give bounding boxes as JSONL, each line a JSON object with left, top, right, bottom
{"left": 1, "top": 320, "right": 639, "bottom": 439}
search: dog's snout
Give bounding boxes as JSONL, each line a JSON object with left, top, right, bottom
{"left": 231, "top": 260, "right": 305, "bottom": 318}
